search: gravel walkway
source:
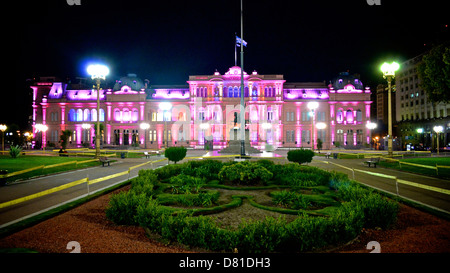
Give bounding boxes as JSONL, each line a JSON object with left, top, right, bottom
{"left": 0, "top": 185, "right": 449, "bottom": 253}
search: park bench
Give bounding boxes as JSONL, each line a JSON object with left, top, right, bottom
{"left": 99, "top": 157, "right": 111, "bottom": 167}
{"left": 364, "top": 157, "right": 380, "bottom": 168}
{"left": 144, "top": 152, "right": 150, "bottom": 159}
{"left": 325, "top": 152, "right": 331, "bottom": 159}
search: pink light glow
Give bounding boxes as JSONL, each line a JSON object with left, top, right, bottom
{"left": 336, "top": 84, "right": 363, "bottom": 93}
{"left": 152, "top": 89, "right": 189, "bottom": 99}
{"left": 66, "top": 90, "right": 106, "bottom": 101}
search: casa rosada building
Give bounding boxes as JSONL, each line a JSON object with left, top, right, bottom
{"left": 31, "top": 67, "right": 373, "bottom": 151}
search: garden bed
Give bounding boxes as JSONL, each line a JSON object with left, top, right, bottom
{"left": 1, "top": 183, "right": 449, "bottom": 253}
{"left": 104, "top": 159, "right": 400, "bottom": 252}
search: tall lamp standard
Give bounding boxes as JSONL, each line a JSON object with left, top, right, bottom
{"left": 0, "top": 124, "right": 6, "bottom": 154}
{"left": 307, "top": 102, "right": 319, "bottom": 151}
{"left": 140, "top": 123, "right": 150, "bottom": 149}
{"left": 87, "top": 64, "right": 109, "bottom": 158}
{"left": 366, "top": 122, "right": 377, "bottom": 149}
{"left": 433, "top": 126, "right": 443, "bottom": 155}
{"left": 380, "top": 61, "right": 400, "bottom": 157}
{"left": 159, "top": 102, "right": 172, "bottom": 149}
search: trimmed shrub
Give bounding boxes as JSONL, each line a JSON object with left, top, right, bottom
{"left": 287, "top": 149, "right": 314, "bottom": 165}
{"left": 106, "top": 191, "right": 147, "bottom": 226}
{"left": 218, "top": 161, "right": 273, "bottom": 185}
{"left": 164, "top": 146, "right": 187, "bottom": 164}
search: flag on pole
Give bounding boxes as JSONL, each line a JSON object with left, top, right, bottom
{"left": 236, "top": 36, "right": 247, "bottom": 47}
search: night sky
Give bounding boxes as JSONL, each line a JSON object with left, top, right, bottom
{"left": 5, "top": 0, "right": 448, "bottom": 129}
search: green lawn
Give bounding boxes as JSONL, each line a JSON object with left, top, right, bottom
{"left": 0, "top": 155, "right": 102, "bottom": 182}
{"left": 379, "top": 157, "right": 450, "bottom": 179}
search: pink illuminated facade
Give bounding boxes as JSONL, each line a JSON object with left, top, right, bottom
{"left": 31, "top": 69, "right": 372, "bottom": 150}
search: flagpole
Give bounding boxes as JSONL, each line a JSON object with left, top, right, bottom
{"left": 235, "top": 33, "right": 237, "bottom": 66}
{"left": 239, "top": 0, "right": 246, "bottom": 157}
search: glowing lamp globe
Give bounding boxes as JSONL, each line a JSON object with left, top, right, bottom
{"left": 433, "top": 126, "right": 443, "bottom": 133}
{"left": 307, "top": 101, "right": 319, "bottom": 110}
{"left": 380, "top": 62, "right": 400, "bottom": 78}
{"left": 87, "top": 64, "right": 109, "bottom": 80}
{"left": 316, "top": 122, "right": 326, "bottom": 130}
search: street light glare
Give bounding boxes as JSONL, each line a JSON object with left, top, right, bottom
{"left": 380, "top": 61, "right": 400, "bottom": 76}
{"left": 433, "top": 126, "right": 443, "bottom": 133}
{"left": 87, "top": 64, "right": 110, "bottom": 79}
{"left": 307, "top": 101, "right": 319, "bottom": 110}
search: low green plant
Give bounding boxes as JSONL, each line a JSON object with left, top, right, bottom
{"left": 218, "top": 161, "right": 273, "bottom": 185}
{"left": 9, "top": 145, "right": 22, "bottom": 158}
{"left": 287, "top": 148, "right": 314, "bottom": 165}
{"left": 105, "top": 191, "right": 147, "bottom": 226}
{"left": 164, "top": 146, "right": 187, "bottom": 164}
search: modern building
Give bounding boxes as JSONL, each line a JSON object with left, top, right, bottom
{"left": 30, "top": 67, "right": 373, "bottom": 151}
{"left": 395, "top": 54, "right": 450, "bottom": 150}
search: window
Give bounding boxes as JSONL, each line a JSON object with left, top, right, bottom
{"left": 69, "top": 109, "right": 76, "bottom": 122}
{"left": 228, "top": 87, "right": 233, "bottom": 97}
{"left": 77, "top": 109, "right": 83, "bottom": 122}
{"left": 346, "top": 110, "right": 353, "bottom": 123}
{"left": 267, "top": 108, "right": 273, "bottom": 121}
{"left": 234, "top": 87, "right": 239, "bottom": 97}
{"left": 356, "top": 110, "right": 362, "bottom": 122}
{"left": 114, "top": 109, "right": 121, "bottom": 121}
{"left": 91, "top": 109, "right": 97, "bottom": 121}
{"left": 84, "top": 109, "right": 90, "bottom": 121}
{"left": 336, "top": 109, "right": 343, "bottom": 123}
{"left": 132, "top": 109, "right": 139, "bottom": 122}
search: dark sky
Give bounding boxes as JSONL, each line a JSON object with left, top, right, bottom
{"left": 5, "top": 0, "right": 449, "bottom": 128}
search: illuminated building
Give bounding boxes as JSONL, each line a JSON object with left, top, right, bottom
{"left": 31, "top": 68, "right": 372, "bottom": 151}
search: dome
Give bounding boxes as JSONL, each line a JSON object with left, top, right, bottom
{"left": 113, "top": 73, "right": 146, "bottom": 91}
{"left": 331, "top": 72, "right": 364, "bottom": 90}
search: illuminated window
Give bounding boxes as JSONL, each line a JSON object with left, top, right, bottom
{"left": 77, "top": 109, "right": 83, "bottom": 122}
{"left": 356, "top": 110, "right": 362, "bottom": 122}
{"left": 114, "top": 109, "right": 121, "bottom": 121}
{"left": 336, "top": 109, "right": 343, "bottom": 123}
{"left": 346, "top": 110, "right": 353, "bottom": 123}
{"left": 132, "top": 109, "right": 139, "bottom": 122}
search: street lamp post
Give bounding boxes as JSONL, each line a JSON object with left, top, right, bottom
{"left": 35, "top": 124, "right": 48, "bottom": 151}
{"left": 433, "top": 126, "right": 443, "bottom": 155}
{"left": 380, "top": 61, "right": 400, "bottom": 157}
{"left": 87, "top": 64, "right": 109, "bottom": 158}
{"left": 366, "top": 122, "right": 377, "bottom": 149}
{"left": 0, "top": 124, "right": 6, "bottom": 154}
{"left": 307, "top": 102, "right": 319, "bottom": 151}
{"left": 140, "top": 123, "right": 150, "bottom": 149}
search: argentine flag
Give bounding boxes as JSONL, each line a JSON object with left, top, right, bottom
{"left": 236, "top": 36, "right": 247, "bottom": 47}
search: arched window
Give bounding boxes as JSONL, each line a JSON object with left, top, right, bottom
{"left": 336, "top": 109, "right": 343, "bottom": 123}
{"left": 151, "top": 111, "right": 157, "bottom": 121}
{"left": 268, "top": 87, "right": 272, "bottom": 97}
{"left": 234, "top": 86, "right": 239, "bottom": 97}
{"left": 123, "top": 108, "right": 130, "bottom": 122}
{"left": 228, "top": 86, "right": 233, "bottom": 97}
{"left": 99, "top": 109, "right": 105, "bottom": 121}
{"left": 69, "top": 109, "right": 76, "bottom": 122}
{"left": 91, "top": 109, "right": 97, "bottom": 122}
{"left": 76, "top": 109, "right": 83, "bottom": 122}
{"left": 83, "top": 109, "right": 90, "bottom": 121}
{"left": 346, "top": 109, "right": 353, "bottom": 123}
{"left": 114, "top": 109, "right": 121, "bottom": 122}
{"left": 131, "top": 109, "right": 139, "bottom": 122}
{"left": 264, "top": 87, "right": 268, "bottom": 97}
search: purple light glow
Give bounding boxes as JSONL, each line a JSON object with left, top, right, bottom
{"left": 66, "top": 90, "right": 106, "bottom": 101}
{"left": 283, "top": 89, "right": 329, "bottom": 100}
{"left": 152, "top": 89, "right": 189, "bottom": 99}
{"left": 336, "top": 84, "right": 363, "bottom": 93}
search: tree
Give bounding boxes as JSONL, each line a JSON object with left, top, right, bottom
{"left": 60, "top": 130, "right": 72, "bottom": 150}
{"left": 316, "top": 138, "right": 323, "bottom": 153}
{"left": 164, "top": 146, "right": 187, "bottom": 164}
{"left": 417, "top": 43, "right": 450, "bottom": 103}
{"left": 287, "top": 149, "right": 314, "bottom": 165}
